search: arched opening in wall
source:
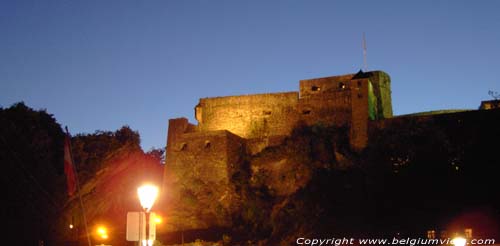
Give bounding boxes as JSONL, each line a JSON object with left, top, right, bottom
{"left": 339, "top": 82, "right": 346, "bottom": 90}
{"left": 263, "top": 110, "right": 272, "bottom": 116}
{"left": 180, "top": 143, "right": 187, "bottom": 151}
{"left": 311, "top": 86, "right": 321, "bottom": 92}
{"left": 204, "top": 140, "right": 211, "bottom": 149}
{"left": 302, "top": 109, "right": 312, "bottom": 115}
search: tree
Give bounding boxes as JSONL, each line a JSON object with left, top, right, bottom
{"left": 0, "top": 102, "right": 65, "bottom": 245}
{"left": 146, "top": 147, "right": 165, "bottom": 164}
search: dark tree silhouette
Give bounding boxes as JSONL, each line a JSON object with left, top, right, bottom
{"left": 0, "top": 102, "right": 65, "bottom": 245}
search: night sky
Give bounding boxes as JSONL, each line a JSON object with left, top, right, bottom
{"left": 1, "top": 0, "right": 499, "bottom": 150}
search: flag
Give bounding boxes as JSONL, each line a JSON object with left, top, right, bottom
{"left": 64, "top": 135, "right": 77, "bottom": 196}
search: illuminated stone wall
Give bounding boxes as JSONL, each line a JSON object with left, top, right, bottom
{"left": 365, "top": 71, "right": 392, "bottom": 119}
{"left": 299, "top": 73, "right": 355, "bottom": 98}
{"left": 297, "top": 71, "right": 391, "bottom": 150}
{"left": 163, "top": 130, "right": 245, "bottom": 230}
{"left": 195, "top": 92, "right": 300, "bottom": 139}
{"left": 190, "top": 71, "right": 391, "bottom": 153}
{"left": 163, "top": 70, "right": 393, "bottom": 231}
{"left": 299, "top": 71, "right": 391, "bottom": 119}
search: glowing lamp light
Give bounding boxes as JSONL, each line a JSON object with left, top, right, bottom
{"left": 96, "top": 226, "right": 109, "bottom": 240}
{"left": 69, "top": 224, "right": 74, "bottom": 229}
{"left": 137, "top": 184, "right": 159, "bottom": 212}
{"left": 153, "top": 215, "right": 162, "bottom": 224}
{"left": 453, "top": 237, "right": 467, "bottom": 246}
{"left": 142, "top": 239, "right": 154, "bottom": 246}
{"left": 97, "top": 227, "right": 107, "bottom": 235}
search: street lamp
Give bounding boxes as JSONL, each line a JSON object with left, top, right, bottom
{"left": 96, "top": 226, "right": 109, "bottom": 240}
{"left": 137, "top": 184, "right": 159, "bottom": 246}
{"left": 453, "top": 237, "right": 467, "bottom": 246}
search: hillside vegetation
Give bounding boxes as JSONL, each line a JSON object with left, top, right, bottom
{"left": 0, "top": 102, "right": 164, "bottom": 245}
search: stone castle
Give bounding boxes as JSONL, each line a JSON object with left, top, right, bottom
{"left": 166, "top": 70, "right": 392, "bottom": 155}
{"left": 162, "top": 70, "right": 392, "bottom": 230}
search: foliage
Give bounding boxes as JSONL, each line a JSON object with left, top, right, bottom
{"left": 60, "top": 126, "right": 163, "bottom": 245}
{"left": 0, "top": 102, "right": 163, "bottom": 245}
{"left": 146, "top": 147, "right": 166, "bottom": 164}
{"left": 71, "top": 125, "right": 141, "bottom": 183}
{"left": 0, "top": 102, "right": 66, "bottom": 244}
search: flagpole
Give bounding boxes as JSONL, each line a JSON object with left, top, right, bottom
{"left": 363, "top": 32, "right": 368, "bottom": 71}
{"left": 65, "top": 126, "right": 92, "bottom": 246}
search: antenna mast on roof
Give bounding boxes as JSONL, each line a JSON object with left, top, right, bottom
{"left": 363, "top": 32, "right": 368, "bottom": 72}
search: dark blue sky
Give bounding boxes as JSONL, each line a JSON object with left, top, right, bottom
{"left": 1, "top": 1, "right": 499, "bottom": 150}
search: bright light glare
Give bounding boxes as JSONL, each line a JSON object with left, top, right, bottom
{"left": 142, "top": 239, "right": 154, "bottom": 246}
{"left": 97, "top": 227, "right": 107, "bottom": 235}
{"left": 453, "top": 237, "right": 467, "bottom": 246}
{"left": 69, "top": 224, "right": 74, "bottom": 229}
{"left": 153, "top": 215, "right": 162, "bottom": 224}
{"left": 137, "top": 184, "right": 159, "bottom": 212}
{"left": 95, "top": 226, "right": 109, "bottom": 240}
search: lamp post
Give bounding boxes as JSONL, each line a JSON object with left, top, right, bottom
{"left": 453, "top": 237, "right": 467, "bottom": 246}
{"left": 137, "top": 184, "right": 159, "bottom": 246}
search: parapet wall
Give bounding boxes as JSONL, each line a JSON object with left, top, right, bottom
{"left": 298, "top": 90, "right": 352, "bottom": 127}
{"left": 299, "top": 73, "right": 355, "bottom": 98}
{"left": 195, "top": 92, "right": 299, "bottom": 139}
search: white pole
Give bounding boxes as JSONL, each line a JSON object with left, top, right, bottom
{"left": 363, "top": 32, "right": 368, "bottom": 71}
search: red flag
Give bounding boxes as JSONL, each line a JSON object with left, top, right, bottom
{"left": 64, "top": 135, "right": 77, "bottom": 196}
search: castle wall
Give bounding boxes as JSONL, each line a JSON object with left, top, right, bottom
{"left": 162, "top": 70, "right": 393, "bottom": 233}
{"left": 164, "top": 130, "right": 245, "bottom": 230}
{"left": 167, "top": 130, "right": 243, "bottom": 185}
{"left": 298, "top": 74, "right": 374, "bottom": 150}
{"left": 299, "top": 74, "right": 355, "bottom": 98}
{"left": 300, "top": 71, "right": 392, "bottom": 120}
{"left": 363, "top": 71, "right": 392, "bottom": 119}
{"left": 165, "top": 118, "right": 196, "bottom": 153}
{"left": 195, "top": 92, "right": 299, "bottom": 139}
{"left": 349, "top": 78, "right": 370, "bottom": 150}
{"left": 297, "top": 91, "right": 352, "bottom": 126}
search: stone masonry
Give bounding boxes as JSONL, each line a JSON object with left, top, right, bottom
{"left": 162, "top": 70, "right": 392, "bottom": 231}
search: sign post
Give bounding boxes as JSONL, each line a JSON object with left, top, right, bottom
{"left": 126, "top": 212, "right": 145, "bottom": 242}
{"left": 127, "top": 212, "right": 156, "bottom": 245}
